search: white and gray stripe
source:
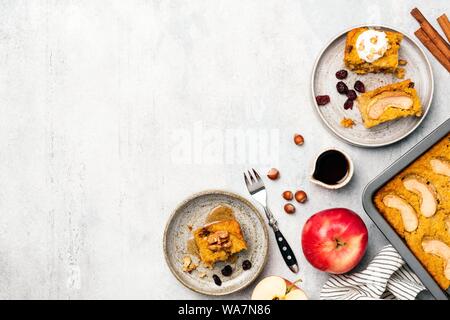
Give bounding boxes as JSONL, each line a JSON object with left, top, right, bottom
{"left": 320, "top": 245, "right": 425, "bottom": 300}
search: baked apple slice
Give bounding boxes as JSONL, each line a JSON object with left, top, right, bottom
{"left": 367, "top": 91, "right": 413, "bottom": 120}
{"left": 382, "top": 195, "right": 418, "bottom": 232}
{"left": 422, "top": 238, "right": 450, "bottom": 281}
{"left": 430, "top": 157, "right": 450, "bottom": 177}
{"left": 402, "top": 175, "right": 438, "bottom": 218}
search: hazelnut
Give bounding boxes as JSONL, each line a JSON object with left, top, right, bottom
{"left": 282, "top": 191, "right": 293, "bottom": 201}
{"left": 293, "top": 134, "right": 304, "bottom": 146}
{"left": 267, "top": 168, "right": 280, "bottom": 180}
{"left": 295, "top": 190, "right": 307, "bottom": 203}
{"left": 284, "top": 203, "right": 296, "bottom": 214}
{"left": 222, "top": 241, "right": 232, "bottom": 248}
{"left": 207, "top": 235, "right": 219, "bottom": 244}
{"left": 208, "top": 244, "right": 221, "bottom": 251}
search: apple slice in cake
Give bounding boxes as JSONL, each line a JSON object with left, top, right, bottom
{"left": 356, "top": 79, "right": 422, "bottom": 128}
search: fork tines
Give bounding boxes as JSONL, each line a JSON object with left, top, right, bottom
{"left": 244, "top": 169, "right": 265, "bottom": 194}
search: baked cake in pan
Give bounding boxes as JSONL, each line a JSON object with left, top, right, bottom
{"left": 374, "top": 134, "right": 450, "bottom": 289}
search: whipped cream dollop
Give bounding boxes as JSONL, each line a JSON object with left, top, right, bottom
{"left": 356, "top": 30, "right": 389, "bottom": 63}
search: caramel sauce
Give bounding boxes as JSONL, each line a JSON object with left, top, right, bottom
{"left": 204, "top": 205, "right": 235, "bottom": 224}
{"left": 227, "top": 254, "right": 238, "bottom": 264}
{"left": 186, "top": 238, "right": 199, "bottom": 257}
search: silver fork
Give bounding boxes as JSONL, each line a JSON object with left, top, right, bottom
{"left": 244, "top": 168, "right": 299, "bottom": 273}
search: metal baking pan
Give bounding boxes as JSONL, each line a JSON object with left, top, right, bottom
{"left": 362, "top": 117, "right": 450, "bottom": 300}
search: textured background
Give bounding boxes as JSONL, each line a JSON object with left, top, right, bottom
{"left": 0, "top": 0, "right": 448, "bottom": 299}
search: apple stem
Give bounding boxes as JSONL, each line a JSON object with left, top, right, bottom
{"left": 286, "top": 278, "right": 303, "bottom": 294}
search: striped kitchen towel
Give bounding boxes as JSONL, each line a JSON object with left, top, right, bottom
{"left": 320, "top": 245, "right": 426, "bottom": 300}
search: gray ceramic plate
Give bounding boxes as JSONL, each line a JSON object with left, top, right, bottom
{"left": 163, "top": 190, "right": 269, "bottom": 296}
{"left": 312, "top": 25, "right": 434, "bottom": 147}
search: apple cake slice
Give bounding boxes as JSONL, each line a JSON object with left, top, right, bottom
{"left": 356, "top": 79, "right": 422, "bottom": 128}
{"left": 193, "top": 219, "right": 247, "bottom": 267}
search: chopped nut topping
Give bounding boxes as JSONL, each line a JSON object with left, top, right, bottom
{"left": 208, "top": 244, "right": 221, "bottom": 251}
{"left": 207, "top": 234, "right": 219, "bottom": 244}
{"left": 222, "top": 241, "right": 232, "bottom": 248}
{"left": 198, "top": 272, "right": 207, "bottom": 278}
{"left": 206, "top": 230, "right": 231, "bottom": 251}
{"left": 370, "top": 36, "right": 378, "bottom": 44}
{"left": 398, "top": 59, "right": 408, "bottom": 66}
{"left": 216, "top": 230, "right": 229, "bottom": 239}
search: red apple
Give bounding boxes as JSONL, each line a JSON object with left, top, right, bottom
{"left": 301, "top": 208, "right": 368, "bottom": 274}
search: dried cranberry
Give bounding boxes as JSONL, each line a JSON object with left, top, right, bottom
{"left": 347, "top": 90, "right": 357, "bottom": 100}
{"left": 336, "top": 81, "right": 348, "bottom": 94}
{"left": 354, "top": 80, "right": 365, "bottom": 93}
{"left": 335, "top": 69, "right": 348, "bottom": 80}
{"left": 221, "top": 265, "right": 232, "bottom": 277}
{"left": 212, "top": 274, "right": 222, "bottom": 286}
{"left": 344, "top": 99, "right": 354, "bottom": 110}
{"left": 242, "top": 260, "right": 252, "bottom": 270}
{"left": 315, "top": 95, "right": 330, "bottom": 106}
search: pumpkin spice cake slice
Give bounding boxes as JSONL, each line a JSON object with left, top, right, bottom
{"left": 356, "top": 79, "right": 422, "bottom": 128}
{"left": 344, "top": 27, "right": 403, "bottom": 75}
{"left": 193, "top": 218, "right": 247, "bottom": 268}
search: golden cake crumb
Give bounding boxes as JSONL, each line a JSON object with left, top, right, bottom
{"left": 340, "top": 118, "right": 356, "bottom": 128}
{"left": 394, "top": 67, "right": 406, "bottom": 79}
{"left": 182, "top": 256, "right": 197, "bottom": 273}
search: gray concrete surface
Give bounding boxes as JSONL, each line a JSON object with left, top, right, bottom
{"left": 0, "top": 0, "right": 448, "bottom": 299}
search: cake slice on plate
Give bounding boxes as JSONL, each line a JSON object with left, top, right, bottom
{"left": 344, "top": 27, "right": 403, "bottom": 75}
{"left": 356, "top": 79, "right": 422, "bottom": 128}
{"left": 193, "top": 219, "right": 247, "bottom": 268}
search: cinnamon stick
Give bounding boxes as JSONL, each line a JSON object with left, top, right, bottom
{"left": 437, "top": 14, "right": 450, "bottom": 42}
{"left": 415, "top": 28, "right": 450, "bottom": 72}
{"left": 411, "top": 7, "right": 450, "bottom": 59}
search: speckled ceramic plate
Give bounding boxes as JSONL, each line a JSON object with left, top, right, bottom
{"left": 163, "top": 190, "right": 269, "bottom": 296}
{"left": 312, "top": 24, "right": 433, "bottom": 147}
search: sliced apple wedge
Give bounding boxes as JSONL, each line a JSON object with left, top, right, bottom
{"left": 403, "top": 175, "right": 437, "bottom": 218}
{"left": 367, "top": 91, "right": 413, "bottom": 120}
{"left": 422, "top": 238, "right": 450, "bottom": 281}
{"left": 383, "top": 195, "right": 418, "bottom": 232}
{"left": 251, "top": 276, "right": 308, "bottom": 300}
{"left": 430, "top": 157, "right": 450, "bottom": 177}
